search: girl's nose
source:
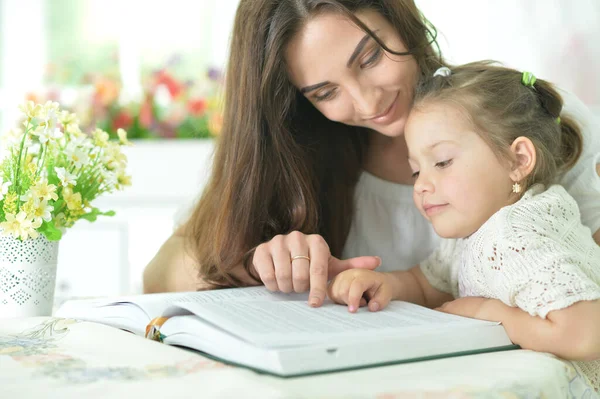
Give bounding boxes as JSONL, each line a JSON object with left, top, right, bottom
{"left": 413, "top": 173, "right": 434, "bottom": 194}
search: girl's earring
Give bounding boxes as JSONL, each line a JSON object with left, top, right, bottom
{"left": 512, "top": 182, "right": 522, "bottom": 194}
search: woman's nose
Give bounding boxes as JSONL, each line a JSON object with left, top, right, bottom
{"left": 347, "top": 82, "right": 382, "bottom": 118}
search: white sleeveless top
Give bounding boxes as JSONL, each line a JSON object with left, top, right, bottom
{"left": 342, "top": 90, "right": 600, "bottom": 272}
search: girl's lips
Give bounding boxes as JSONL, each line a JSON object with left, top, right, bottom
{"left": 423, "top": 203, "right": 448, "bottom": 216}
{"left": 369, "top": 93, "right": 399, "bottom": 125}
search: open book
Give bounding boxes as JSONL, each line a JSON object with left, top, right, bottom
{"left": 56, "top": 286, "right": 516, "bottom": 377}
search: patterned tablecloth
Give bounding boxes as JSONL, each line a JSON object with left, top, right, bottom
{"left": 0, "top": 317, "right": 597, "bottom": 399}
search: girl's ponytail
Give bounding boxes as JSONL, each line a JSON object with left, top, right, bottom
{"left": 535, "top": 80, "right": 583, "bottom": 173}
{"left": 557, "top": 115, "right": 583, "bottom": 173}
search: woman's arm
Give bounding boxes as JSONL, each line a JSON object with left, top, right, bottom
{"left": 441, "top": 298, "right": 600, "bottom": 361}
{"left": 143, "top": 228, "right": 212, "bottom": 293}
{"left": 142, "top": 227, "right": 257, "bottom": 293}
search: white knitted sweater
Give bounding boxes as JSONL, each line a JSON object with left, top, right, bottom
{"left": 421, "top": 184, "right": 600, "bottom": 389}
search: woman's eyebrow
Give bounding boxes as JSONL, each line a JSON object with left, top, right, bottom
{"left": 346, "top": 33, "right": 373, "bottom": 68}
{"left": 300, "top": 81, "right": 330, "bottom": 94}
{"left": 300, "top": 31, "right": 378, "bottom": 94}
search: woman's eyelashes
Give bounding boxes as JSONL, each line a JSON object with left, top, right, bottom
{"left": 314, "top": 88, "right": 336, "bottom": 102}
{"left": 312, "top": 46, "right": 384, "bottom": 102}
{"left": 360, "top": 46, "right": 383, "bottom": 69}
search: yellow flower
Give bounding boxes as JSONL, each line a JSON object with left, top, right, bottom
{"left": 103, "top": 143, "right": 127, "bottom": 171}
{"left": 31, "top": 180, "right": 58, "bottom": 202}
{"left": 116, "top": 171, "right": 132, "bottom": 189}
{"left": 21, "top": 196, "right": 37, "bottom": 215}
{"left": 66, "top": 123, "right": 85, "bottom": 138}
{"left": 63, "top": 188, "right": 83, "bottom": 211}
{"left": 19, "top": 101, "right": 42, "bottom": 120}
{"left": 54, "top": 212, "right": 67, "bottom": 229}
{"left": 59, "top": 110, "right": 79, "bottom": 127}
{"left": 2, "top": 192, "right": 18, "bottom": 214}
{"left": 26, "top": 161, "right": 37, "bottom": 177}
{"left": 92, "top": 128, "right": 110, "bottom": 148}
{"left": 0, "top": 211, "right": 41, "bottom": 240}
{"left": 117, "top": 128, "right": 133, "bottom": 146}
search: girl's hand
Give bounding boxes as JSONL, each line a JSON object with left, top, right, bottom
{"left": 251, "top": 231, "right": 381, "bottom": 307}
{"left": 327, "top": 269, "right": 395, "bottom": 313}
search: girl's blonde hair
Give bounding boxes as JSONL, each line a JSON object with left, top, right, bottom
{"left": 413, "top": 61, "right": 583, "bottom": 190}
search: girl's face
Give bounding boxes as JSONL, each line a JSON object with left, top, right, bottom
{"left": 285, "top": 10, "right": 419, "bottom": 138}
{"left": 405, "top": 103, "right": 516, "bottom": 238}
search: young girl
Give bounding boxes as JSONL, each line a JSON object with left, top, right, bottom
{"left": 327, "top": 61, "right": 600, "bottom": 388}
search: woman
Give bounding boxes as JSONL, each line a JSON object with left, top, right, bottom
{"left": 143, "top": 0, "right": 600, "bottom": 306}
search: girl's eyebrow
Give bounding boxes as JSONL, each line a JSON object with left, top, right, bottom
{"left": 300, "top": 31, "right": 379, "bottom": 94}
{"left": 427, "top": 140, "right": 457, "bottom": 150}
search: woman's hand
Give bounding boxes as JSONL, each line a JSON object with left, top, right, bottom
{"left": 328, "top": 269, "right": 396, "bottom": 313}
{"left": 251, "top": 231, "right": 381, "bottom": 307}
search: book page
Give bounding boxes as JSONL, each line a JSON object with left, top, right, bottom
{"left": 55, "top": 286, "right": 301, "bottom": 334}
{"left": 164, "top": 296, "right": 498, "bottom": 348}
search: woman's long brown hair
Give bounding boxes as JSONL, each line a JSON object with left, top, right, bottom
{"left": 186, "top": 0, "right": 446, "bottom": 287}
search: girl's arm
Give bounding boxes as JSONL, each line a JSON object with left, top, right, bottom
{"left": 387, "top": 266, "right": 454, "bottom": 309}
{"left": 443, "top": 298, "right": 600, "bottom": 361}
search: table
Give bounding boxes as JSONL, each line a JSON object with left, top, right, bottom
{"left": 0, "top": 317, "right": 597, "bottom": 399}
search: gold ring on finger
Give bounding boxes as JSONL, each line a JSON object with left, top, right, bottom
{"left": 291, "top": 255, "right": 310, "bottom": 262}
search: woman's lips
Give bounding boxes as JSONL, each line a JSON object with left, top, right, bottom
{"left": 369, "top": 93, "right": 399, "bottom": 125}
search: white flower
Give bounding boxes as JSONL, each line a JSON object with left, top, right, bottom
{"left": 32, "top": 199, "right": 54, "bottom": 225}
{"left": 55, "top": 167, "right": 77, "bottom": 187}
{"left": 37, "top": 126, "right": 64, "bottom": 144}
{"left": 0, "top": 177, "right": 12, "bottom": 201}
{"left": 1, "top": 128, "right": 24, "bottom": 149}
{"left": 64, "top": 145, "right": 90, "bottom": 169}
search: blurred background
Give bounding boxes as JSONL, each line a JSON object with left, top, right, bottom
{"left": 0, "top": 0, "right": 598, "bottom": 298}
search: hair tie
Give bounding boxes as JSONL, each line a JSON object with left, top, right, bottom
{"left": 556, "top": 117, "right": 561, "bottom": 125}
{"left": 433, "top": 67, "right": 451, "bottom": 78}
{"left": 521, "top": 71, "right": 537, "bottom": 88}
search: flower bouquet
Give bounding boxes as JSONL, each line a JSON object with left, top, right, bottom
{"left": 0, "top": 101, "right": 131, "bottom": 317}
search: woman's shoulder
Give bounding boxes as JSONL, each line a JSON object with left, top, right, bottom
{"left": 354, "top": 170, "right": 414, "bottom": 203}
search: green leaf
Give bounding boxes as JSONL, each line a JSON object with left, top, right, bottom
{"left": 79, "top": 207, "right": 116, "bottom": 222}
{"left": 40, "top": 221, "right": 63, "bottom": 241}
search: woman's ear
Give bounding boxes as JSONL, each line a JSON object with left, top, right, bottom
{"left": 508, "top": 136, "right": 536, "bottom": 182}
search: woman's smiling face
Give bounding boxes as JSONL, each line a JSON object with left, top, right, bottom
{"left": 285, "top": 9, "right": 420, "bottom": 137}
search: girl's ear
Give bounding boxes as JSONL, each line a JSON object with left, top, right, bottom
{"left": 509, "top": 136, "right": 536, "bottom": 182}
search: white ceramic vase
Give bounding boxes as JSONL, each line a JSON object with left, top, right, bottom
{"left": 0, "top": 233, "right": 59, "bottom": 318}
